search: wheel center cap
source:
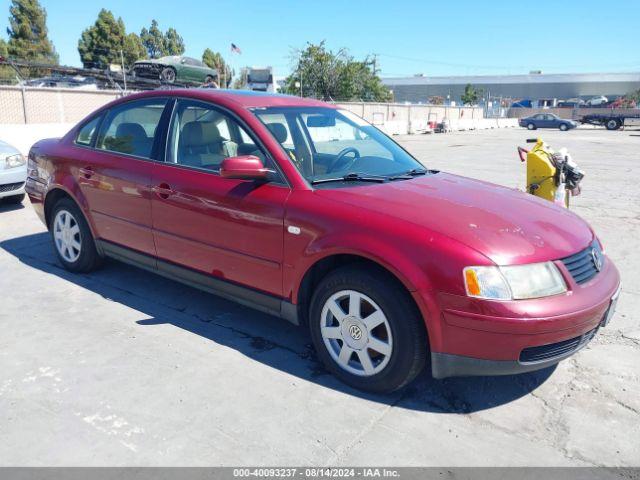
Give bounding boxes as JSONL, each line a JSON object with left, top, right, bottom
{"left": 341, "top": 317, "right": 368, "bottom": 350}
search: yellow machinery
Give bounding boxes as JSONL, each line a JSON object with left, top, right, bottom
{"left": 517, "top": 138, "right": 584, "bottom": 208}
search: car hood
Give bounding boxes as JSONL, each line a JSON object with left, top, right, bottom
{"left": 315, "top": 172, "right": 593, "bottom": 265}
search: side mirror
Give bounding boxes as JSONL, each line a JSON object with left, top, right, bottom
{"left": 220, "top": 155, "right": 270, "bottom": 180}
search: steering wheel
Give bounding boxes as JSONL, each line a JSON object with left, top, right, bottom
{"left": 327, "top": 147, "right": 361, "bottom": 173}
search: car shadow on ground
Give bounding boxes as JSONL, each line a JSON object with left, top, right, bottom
{"left": 1, "top": 232, "right": 555, "bottom": 414}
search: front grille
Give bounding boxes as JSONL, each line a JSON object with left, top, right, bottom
{"left": 561, "top": 241, "right": 603, "bottom": 284}
{"left": 519, "top": 327, "right": 598, "bottom": 363}
{"left": 0, "top": 182, "right": 24, "bottom": 193}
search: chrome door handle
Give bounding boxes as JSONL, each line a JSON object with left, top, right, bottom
{"left": 153, "top": 183, "right": 175, "bottom": 199}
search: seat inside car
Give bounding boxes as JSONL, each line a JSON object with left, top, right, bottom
{"left": 178, "top": 121, "right": 237, "bottom": 169}
{"left": 266, "top": 122, "right": 288, "bottom": 144}
{"left": 114, "top": 122, "right": 153, "bottom": 157}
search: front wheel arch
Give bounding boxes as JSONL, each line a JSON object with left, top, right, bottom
{"left": 295, "top": 254, "right": 426, "bottom": 330}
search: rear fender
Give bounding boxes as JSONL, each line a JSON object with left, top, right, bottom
{"left": 45, "top": 174, "right": 97, "bottom": 238}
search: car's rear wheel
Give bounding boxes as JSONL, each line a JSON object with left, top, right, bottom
{"left": 50, "top": 198, "right": 103, "bottom": 273}
{"left": 160, "top": 67, "right": 176, "bottom": 84}
{"left": 527, "top": 123, "right": 536, "bottom": 130}
{"left": 309, "top": 265, "right": 427, "bottom": 393}
{"left": 559, "top": 123, "right": 568, "bottom": 131}
{"left": 3, "top": 193, "right": 25, "bottom": 204}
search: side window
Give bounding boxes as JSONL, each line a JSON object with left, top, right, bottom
{"left": 96, "top": 99, "right": 168, "bottom": 158}
{"left": 75, "top": 115, "right": 102, "bottom": 146}
{"left": 166, "top": 100, "right": 271, "bottom": 172}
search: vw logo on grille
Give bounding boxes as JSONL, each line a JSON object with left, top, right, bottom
{"left": 592, "top": 248, "right": 603, "bottom": 272}
{"left": 349, "top": 325, "right": 363, "bottom": 341}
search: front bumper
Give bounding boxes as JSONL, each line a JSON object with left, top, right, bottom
{"left": 426, "top": 257, "right": 621, "bottom": 378}
{"left": 0, "top": 165, "right": 27, "bottom": 199}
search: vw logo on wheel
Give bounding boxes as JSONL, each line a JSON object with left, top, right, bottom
{"left": 592, "top": 248, "right": 603, "bottom": 272}
{"left": 349, "top": 324, "right": 363, "bottom": 341}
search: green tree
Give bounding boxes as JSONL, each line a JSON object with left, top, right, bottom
{"left": 202, "top": 48, "right": 232, "bottom": 87}
{"left": 6, "top": 0, "right": 57, "bottom": 63}
{"left": 122, "top": 32, "right": 146, "bottom": 68}
{"left": 164, "top": 28, "right": 185, "bottom": 56}
{"left": 140, "top": 20, "right": 185, "bottom": 58}
{"left": 283, "top": 41, "right": 390, "bottom": 102}
{"left": 0, "top": 39, "right": 16, "bottom": 83}
{"left": 461, "top": 84, "right": 482, "bottom": 105}
{"left": 140, "top": 20, "right": 165, "bottom": 58}
{"left": 78, "top": 10, "right": 147, "bottom": 69}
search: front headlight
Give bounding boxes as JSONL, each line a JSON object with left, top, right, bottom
{"left": 464, "top": 262, "right": 567, "bottom": 300}
{"left": 5, "top": 153, "right": 25, "bottom": 168}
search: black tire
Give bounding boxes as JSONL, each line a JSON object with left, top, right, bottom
{"left": 308, "top": 265, "right": 428, "bottom": 393}
{"left": 527, "top": 123, "right": 536, "bottom": 130}
{"left": 205, "top": 75, "right": 214, "bottom": 84}
{"left": 605, "top": 119, "right": 621, "bottom": 130}
{"left": 49, "top": 198, "right": 103, "bottom": 273}
{"left": 3, "top": 193, "right": 25, "bottom": 204}
{"left": 559, "top": 123, "right": 568, "bottom": 131}
{"left": 160, "top": 67, "right": 176, "bottom": 84}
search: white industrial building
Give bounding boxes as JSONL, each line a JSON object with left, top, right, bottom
{"left": 382, "top": 72, "right": 640, "bottom": 105}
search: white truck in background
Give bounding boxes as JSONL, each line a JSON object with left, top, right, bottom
{"left": 245, "top": 66, "right": 275, "bottom": 92}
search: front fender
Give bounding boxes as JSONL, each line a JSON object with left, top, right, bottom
{"left": 295, "top": 231, "right": 433, "bottom": 296}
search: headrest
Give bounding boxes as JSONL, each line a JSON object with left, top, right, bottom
{"left": 116, "top": 122, "right": 147, "bottom": 140}
{"left": 266, "top": 122, "right": 287, "bottom": 144}
{"left": 181, "top": 121, "right": 222, "bottom": 147}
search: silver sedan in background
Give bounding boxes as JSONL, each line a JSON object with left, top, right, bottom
{"left": 0, "top": 140, "right": 27, "bottom": 204}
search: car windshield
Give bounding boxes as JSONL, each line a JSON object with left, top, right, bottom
{"left": 251, "top": 106, "right": 428, "bottom": 185}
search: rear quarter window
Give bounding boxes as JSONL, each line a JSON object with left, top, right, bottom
{"left": 75, "top": 115, "right": 102, "bottom": 146}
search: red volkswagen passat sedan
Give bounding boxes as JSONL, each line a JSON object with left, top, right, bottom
{"left": 26, "top": 90, "right": 621, "bottom": 392}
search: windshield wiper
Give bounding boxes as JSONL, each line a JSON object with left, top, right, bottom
{"left": 388, "top": 167, "right": 429, "bottom": 181}
{"left": 310, "top": 172, "right": 388, "bottom": 185}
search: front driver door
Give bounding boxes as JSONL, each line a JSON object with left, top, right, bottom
{"left": 150, "top": 98, "right": 290, "bottom": 298}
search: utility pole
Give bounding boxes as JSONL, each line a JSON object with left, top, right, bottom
{"left": 120, "top": 50, "right": 127, "bottom": 92}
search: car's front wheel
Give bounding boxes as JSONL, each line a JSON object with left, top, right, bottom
{"left": 50, "top": 198, "right": 103, "bottom": 273}
{"left": 309, "top": 265, "right": 427, "bottom": 393}
{"left": 527, "top": 123, "right": 536, "bottom": 130}
{"left": 160, "top": 67, "right": 176, "bottom": 84}
{"left": 559, "top": 123, "right": 568, "bottom": 131}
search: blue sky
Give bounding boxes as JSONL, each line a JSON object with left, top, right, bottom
{"left": 1, "top": 0, "right": 639, "bottom": 77}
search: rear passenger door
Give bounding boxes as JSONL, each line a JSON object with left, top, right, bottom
{"left": 76, "top": 97, "right": 169, "bottom": 257}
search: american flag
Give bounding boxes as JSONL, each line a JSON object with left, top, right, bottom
{"left": 231, "top": 43, "right": 242, "bottom": 54}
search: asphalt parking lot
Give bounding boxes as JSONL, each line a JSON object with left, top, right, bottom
{"left": 0, "top": 127, "right": 638, "bottom": 466}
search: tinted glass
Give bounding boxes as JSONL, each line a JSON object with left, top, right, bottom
{"left": 96, "top": 99, "right": 168, "bottom": 158}
{"left": 75, "top": 115, "right": 101, "bottom": 146}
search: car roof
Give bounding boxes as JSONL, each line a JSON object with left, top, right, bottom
{"left": 111, "top": 88, "right": 334, "bottom": 109}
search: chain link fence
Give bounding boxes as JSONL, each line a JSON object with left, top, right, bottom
{"left": 0, "top": 85, "right": 126, "bottom": 124}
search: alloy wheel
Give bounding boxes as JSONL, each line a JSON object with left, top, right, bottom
{"left": 320, "top": 290, "right": 393, "bottom": 377}
{"left": 53, "top": 209, "right": 82, "bottom": 263}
